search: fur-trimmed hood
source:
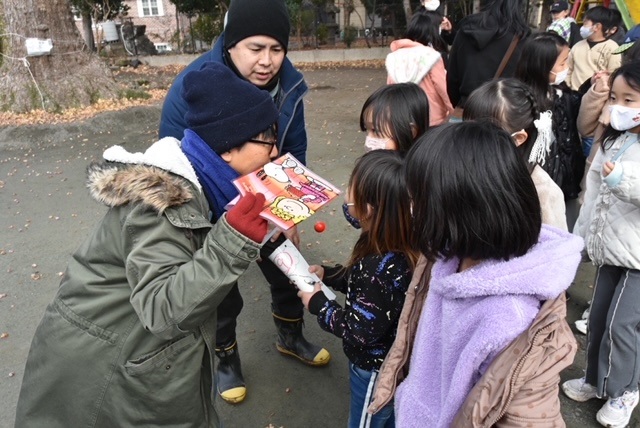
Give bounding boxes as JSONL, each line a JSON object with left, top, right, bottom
{"left": 87, "top": 138, "right": 201, "bottom": 214}
{"left": 432, "top": 225, "right": 583, "bottom": 300}
{"left": 87, "top": 162, "right": 193, "bottom": 214}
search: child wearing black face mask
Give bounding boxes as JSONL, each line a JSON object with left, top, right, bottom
{"left": 298, "top": 150, "right": 418, "bottom": 428}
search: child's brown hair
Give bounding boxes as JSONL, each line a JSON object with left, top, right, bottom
{"left": 346, "top": 150, "right": 418, "bottom": 270}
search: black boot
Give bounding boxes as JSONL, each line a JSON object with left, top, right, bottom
{"left": 214, "top": 341, "right": 246, "bottom": 404}
{"left": 272, "top": 313, "right": 331, "bottom": 366}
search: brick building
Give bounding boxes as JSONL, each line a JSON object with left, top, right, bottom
{"left": 74, "top": 0, "right": 192, "bottom": 53}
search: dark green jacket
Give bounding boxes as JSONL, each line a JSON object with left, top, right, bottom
{"left": 15, "top": 140, "right": 261, "bottom": 427}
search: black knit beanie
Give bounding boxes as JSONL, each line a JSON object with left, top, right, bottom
{"left": 182, "top": 62, "right": 279, "bottom": 155}
{"left": 224, "top": 0, "right": 291, "bottom": 51}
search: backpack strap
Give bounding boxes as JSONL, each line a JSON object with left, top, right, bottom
{"left": 494, "top": 35, "right": 520, "bottom": 79}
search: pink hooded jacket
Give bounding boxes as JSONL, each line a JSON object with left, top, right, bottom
{"left": 386, "top": 39, "right": 454, "bottom": 126}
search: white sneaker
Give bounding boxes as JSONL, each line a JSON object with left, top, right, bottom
{"left": 562, "top": 377, "right": 598, "bottom": 402}
{"left": 596, "top": 390, "right": 639, "bottom": 428}
{"left": 575, "top": 319, "right": 588, "bottom": 335}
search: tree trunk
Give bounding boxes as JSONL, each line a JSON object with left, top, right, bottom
{"left": 402, "top": 0, "right": 412, "bottom": 25}
{"left": 473, "top": 0, "right": 481, "bottom": 14}
{"left": 81, "top": 11, "right": 95, "bottom": 51}
{"left": 0, "top": 0, "right": 117, "bottom": 113}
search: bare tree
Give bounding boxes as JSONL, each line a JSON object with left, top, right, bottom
{"left": 0, "top": 0, "right": 117, "bottom": 113}
{"left": 402, "top": 0, "right": 411, "bottom": 24}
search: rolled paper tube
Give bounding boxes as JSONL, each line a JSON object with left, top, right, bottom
{"left": 268, "top": 239, "right": 336, "bottom": 299}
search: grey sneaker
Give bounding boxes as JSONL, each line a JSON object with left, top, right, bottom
{"left": 596, "top": 390, "right": 639, "bottom": 428}
{"left": 562, "top": 377, "right": 598, "bottom": 402}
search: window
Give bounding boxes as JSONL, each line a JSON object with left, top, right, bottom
{"left": 155, "top": 43, "right": 172, "bottom": 52}
{"left": 137, "top": 0, "right": 164, "bottom": 17}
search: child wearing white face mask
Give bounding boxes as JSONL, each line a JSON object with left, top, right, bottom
{"left": 342, "top": 84, "right": 430, "bottom": 230}
{"left": 564, "top": 62, "right": 640, "bottom": 428}
{"left": 419, "top": 0, "right": 456, "bottom": 47}
{"left": 577, "top": 41, "right": 640, "bottom": 164}
{"left": 359, "top": 83, "right": 429, "bottom": 153}
{"left": 566, "top": 6, "right": 621, "bottom": 91}
{"left": 421, "top": 0, "right": 439, "bottom": 11}
{"left": 516, "top": 32, "right": 586, "bottom": 203}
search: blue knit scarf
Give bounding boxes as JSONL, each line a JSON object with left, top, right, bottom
{"left": 181, "top": 129, "right": 240, "bottom": 221}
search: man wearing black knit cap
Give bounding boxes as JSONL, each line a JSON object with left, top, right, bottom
{"left": 159, "top": 0, "right": 329, "bottom": 406}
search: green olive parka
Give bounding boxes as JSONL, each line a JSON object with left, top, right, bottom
{"left": 15, "top": 139, "right": 261, "bottom": 427}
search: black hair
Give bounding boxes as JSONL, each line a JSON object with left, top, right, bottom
{"left": 470, "top": 0, "right": 530, "bottom": 38}
{"left": 623, "top": 42, "right": 640, "bottom": 65}
{"left": 359, "top": 83, "right": 430, "bottom": 153}
{"left": 515, "top": 32, "right": 569, "bottom": 111}
{"left": 347, "top": 150, "right": 419, "bottom": 269}
{"left": 601, "top": 61, "right": 640, "bottom": 151}
{"left": 406, "top": 11, "right": 448, "bottom": 55}
{"left": 463, "top": 78, "right": 539, "bottom": 171}
{"left": 260, "top": 123, "right": 277, "bottom": 141}
{"left": 585, "top": 6, "right": 622, "bottom": 36}
{"left": 405, "top": 121, "right": 541, "bottom": 262}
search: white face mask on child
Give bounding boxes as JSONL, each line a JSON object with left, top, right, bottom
{"left": 364, "top": 136, "right": 389, "bottom": 152}
{"left": 609, "top": 105, "right": 640, "bottom": 131}
{"left": 422, "top": 0, "right": 440, "bottom": 11}
{"left": 551, "top": 68, "right": 569, "bottom": 85}
{"left": 580, "top": 25, "right": 594, "bottom": 39}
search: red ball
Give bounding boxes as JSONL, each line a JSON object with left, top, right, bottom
{"left": 314, "top": 221, "right": 326, "bottom": 233}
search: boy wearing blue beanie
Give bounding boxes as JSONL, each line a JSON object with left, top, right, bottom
{"left": 15, "top": 61, "right": 280, "bottom": 427}
{"left": 158, "top": 0, "right": 329, "bottom": 406}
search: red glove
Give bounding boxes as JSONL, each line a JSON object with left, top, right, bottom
{"left": 226, "top": 193, "right": 267, "bottom": 243}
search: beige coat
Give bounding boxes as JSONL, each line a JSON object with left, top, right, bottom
{"left": 451, "top": 294, "right": 577, "bottom": 427}
{"left": 567, "top": 39, "right": 621, "bottom": 91}
{"left": 577, "top": 78, "right": 611, "bottom": 169}
{"left": 577, "top": 80, "right": 609, "bottom": 142}
{"left": 367, "top": 257, "right": 433, "bottom": 414}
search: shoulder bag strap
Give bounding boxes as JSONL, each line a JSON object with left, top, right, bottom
{"left": 494, "top": 35, "right": 520, "bottom": 79}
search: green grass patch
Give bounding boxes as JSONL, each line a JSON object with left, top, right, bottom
{"left": 119, "top": 89, "right": 151, "bottom": 100}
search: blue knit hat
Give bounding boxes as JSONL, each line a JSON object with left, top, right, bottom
{"left": 182, "top": 61, "right": 279, "bottom": 155}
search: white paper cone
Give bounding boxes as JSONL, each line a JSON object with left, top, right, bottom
{"left": 268, "top": 239, "right": 336, "bottom": 300}
{"left": 268, "top": 239, "right": 319, "bottom": 292}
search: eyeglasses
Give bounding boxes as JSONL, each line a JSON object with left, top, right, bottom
{"left": 248, "top": 139, "right": 278, "bottom": 150}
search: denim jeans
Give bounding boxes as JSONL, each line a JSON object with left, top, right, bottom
{"left": 582, "top": 136, "right": 594, "bottom": 158}
{"left": 348, "top": 362, "right": 395, "bottom": 428}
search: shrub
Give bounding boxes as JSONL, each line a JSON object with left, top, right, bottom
{"left": 343, "top": 25, "right": 357, "bottom": 48}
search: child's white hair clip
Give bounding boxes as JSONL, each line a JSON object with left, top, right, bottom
{"left": 528, "top": 110, "right": 554, "bottom": 166}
